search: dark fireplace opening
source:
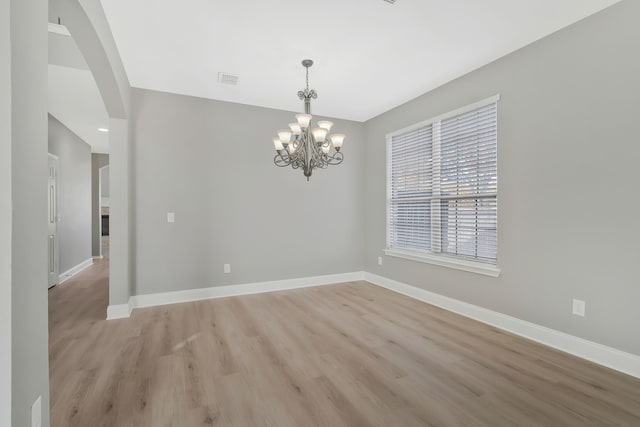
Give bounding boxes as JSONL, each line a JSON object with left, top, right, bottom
{"left": 101, "top": 214, "right": 109, "bottom": 236}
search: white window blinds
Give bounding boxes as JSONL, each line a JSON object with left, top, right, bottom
{"left": 387, "top": 97, "right": 498, "bottom": 264}
{"left": 388, "top": 125, "right": 433, "bottom": 252}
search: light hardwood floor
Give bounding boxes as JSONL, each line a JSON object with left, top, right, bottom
{"left": 49, "top": 260, "right": 640, "bottom": 426}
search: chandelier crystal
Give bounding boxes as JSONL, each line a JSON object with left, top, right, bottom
{"left": 272, "top": 59, "right": 345, "bottom": 180}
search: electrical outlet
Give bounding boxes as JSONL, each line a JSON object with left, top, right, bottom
{"left": 378, "top": 256, "right": 383, "bottom": 266}
{"left": 572, "top": 299, "right": 586, "bottom": 317}
{"left": 167, "top": 212, "right": 175, "bottom": 223}
{"left": 224, "top": 264, "right": 231, "bottom": 274}
{"left": 31, "top": 396, "right": 42, "bottom": 427}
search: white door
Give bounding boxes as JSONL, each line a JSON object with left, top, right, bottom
{"left": 48, "top": 154, "right": 58, "bottom": 288}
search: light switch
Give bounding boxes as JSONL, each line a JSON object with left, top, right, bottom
{"left": 167, "top": 212, "right": 175, "bottom": 223}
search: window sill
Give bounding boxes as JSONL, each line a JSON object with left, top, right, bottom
{"left": 383, "top": 249, "right": 501, "bottom": 277}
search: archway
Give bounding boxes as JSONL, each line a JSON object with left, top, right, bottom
{"left": 49, "top": 0, "right": 132, "bottom": 315}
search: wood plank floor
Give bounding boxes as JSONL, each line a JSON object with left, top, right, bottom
{"left": 49, "top": 260, "right": 640, "bottom": 427}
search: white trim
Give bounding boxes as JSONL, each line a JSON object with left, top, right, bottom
{"left": 384, "top": 248, "right": 501, "bottom": 277}
{"left": 106, "top": 303, "right": 132, "bottom": 320}
{"left": 92, "top": 255, "right": 103, "bottom": 260}
{"left": 107, "top": 271, "right": 366, "bottom": 319}
{"left": 48, "top": 153, "right": 59, "bottom": 289}
{"left": 131, "top": 271, "right": 365, "bottom": 309}
{"left": 98, "top": 164, "right": 109, "bottom": 258}
{"left": 0, "top": 2, "right": 12, "bottom": 416}
{"left": 364, "top": 272, "right": 640, "bottom": 379}
{"left": 48, "top": 23, "right": 71, "bottom": 37}
{"left": 385, "top": 130, "right": 392, "bottom": 251}
{"left": 386, "top": 94, "right": 501, "bottom": 139}
{"left": 58, "top": 258, "right": 93, "bottom": 284}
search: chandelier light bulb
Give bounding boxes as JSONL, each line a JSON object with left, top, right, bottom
{"left": 288, "top": 123, "right": 301, "bottom": 135}
{"left": 322, "top": 145, "right": 330, "bottom": 154}
{"left": 277, "top": 129, "right": 292, "bottom": 144}
{"left": 330, "top": 134, "right": 345, "bottom": 150}
{"left": 273, "top": 137, "right": 284, "bottom": 151}
{"left": 295, "top": 114, "right": 312, "bottom": 128}
{"left": 311, "top": 127, "right": 328, "bottom": 143}
{"left": 317, "top": 121, "right": 334, "bottom": 132}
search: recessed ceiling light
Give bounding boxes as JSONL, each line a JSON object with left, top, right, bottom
{"left": 98, "top": 128, "right": 109, "bottom": 132}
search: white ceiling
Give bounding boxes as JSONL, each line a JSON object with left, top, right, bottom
{"left": 101, "top": 0, "right": 620, "bottom": 122}
{"left": 48, "top": 30, "right": 110, "bottom": 153}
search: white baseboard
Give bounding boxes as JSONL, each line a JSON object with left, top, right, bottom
{"left": 58, "top": 258, "right": 94, "bottom": 284}
{"left": 364, "top": 272, "right": 640, "bottom": 379}
{"left": 92, "top": 255, "right": 103, "bottom": 260}
{"left": 106, "top": 303, "right": 132, "bottom": 320}
{"left": 106, "top": 271, "right": 365, "bottom": 320}
{"left": 102, "top": 267, "right": 639, "bottom": 378}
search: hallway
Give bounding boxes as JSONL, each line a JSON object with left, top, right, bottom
{"left": 49, "top": 259, "right": 109, "bottom": 337}
{"left": 48, "top": 259, "right": 111, "bottom": 426}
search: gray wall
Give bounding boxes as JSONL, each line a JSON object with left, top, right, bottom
{"left": 11, "top": 0, "right": 50, "bottom": 425}
{"left": 131, "top": 88, "right": 365, "bottom": 295}
{"left": 101, "top": 165, "right": 110, "bottom": 198}
{"left": 109, "top": 117, "right": 132, "bottom": 305}
{"left": 1, "top": 0, "right": 13, "bottom": 421}
{"left": 92, "top": 153, "right": 109, "bottom": 256}
{"left": 48, "top": 115, "right": 92, "bottom": 274}
{"left": 364, "top": 0, "right": 640, "bottom": 356}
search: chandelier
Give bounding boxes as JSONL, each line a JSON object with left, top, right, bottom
{"left": 272, "top": 59, "right": 345, "bottom": 180}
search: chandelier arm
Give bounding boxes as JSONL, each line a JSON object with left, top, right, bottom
{"left": 309, "top": 140, "right": 321, "bottom": 170}
{"left": 304, "top": 129, "right": 313, "bottom": 175}
{"left": 325, "top": 151, "right": 344, "bottom": 165}
{"left": 292, "top": 144, "right": 306, "bottom": 170}
{"left": 274, "top": 152, "right": 293, "bottom": 167}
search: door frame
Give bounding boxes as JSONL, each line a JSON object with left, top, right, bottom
{"left": 47, "top": 153, "right": 59, "bottom": 288}
{"left": 98, "top": 164, "right": 109, "bottom": 258}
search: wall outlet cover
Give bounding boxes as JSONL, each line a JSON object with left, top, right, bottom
{"left": 167, "top": 212, "right": 175, "bottom": 223}
{"left": 224, "top": 263, "right": 231, "bottom": 274}
{"left": 572, "top": 299, "right": 586, "bottom": 317}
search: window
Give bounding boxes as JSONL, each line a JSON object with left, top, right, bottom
{"left": 386, "top": 95, "right": 499, "bottom": 276}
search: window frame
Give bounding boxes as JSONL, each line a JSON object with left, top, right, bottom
{"left": 385, "top": 95, "right": 501, "bottom": 277}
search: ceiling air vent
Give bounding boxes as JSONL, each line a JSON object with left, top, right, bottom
{"left": 383, "top": 0, "right": 396, "bottom": 3}
{"left": 217, "top": 72, "right": 239, "bottom": 85}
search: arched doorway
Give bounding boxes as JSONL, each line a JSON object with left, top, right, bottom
{"left": 49, "top": 0, "right": 132, "bottom": 317}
